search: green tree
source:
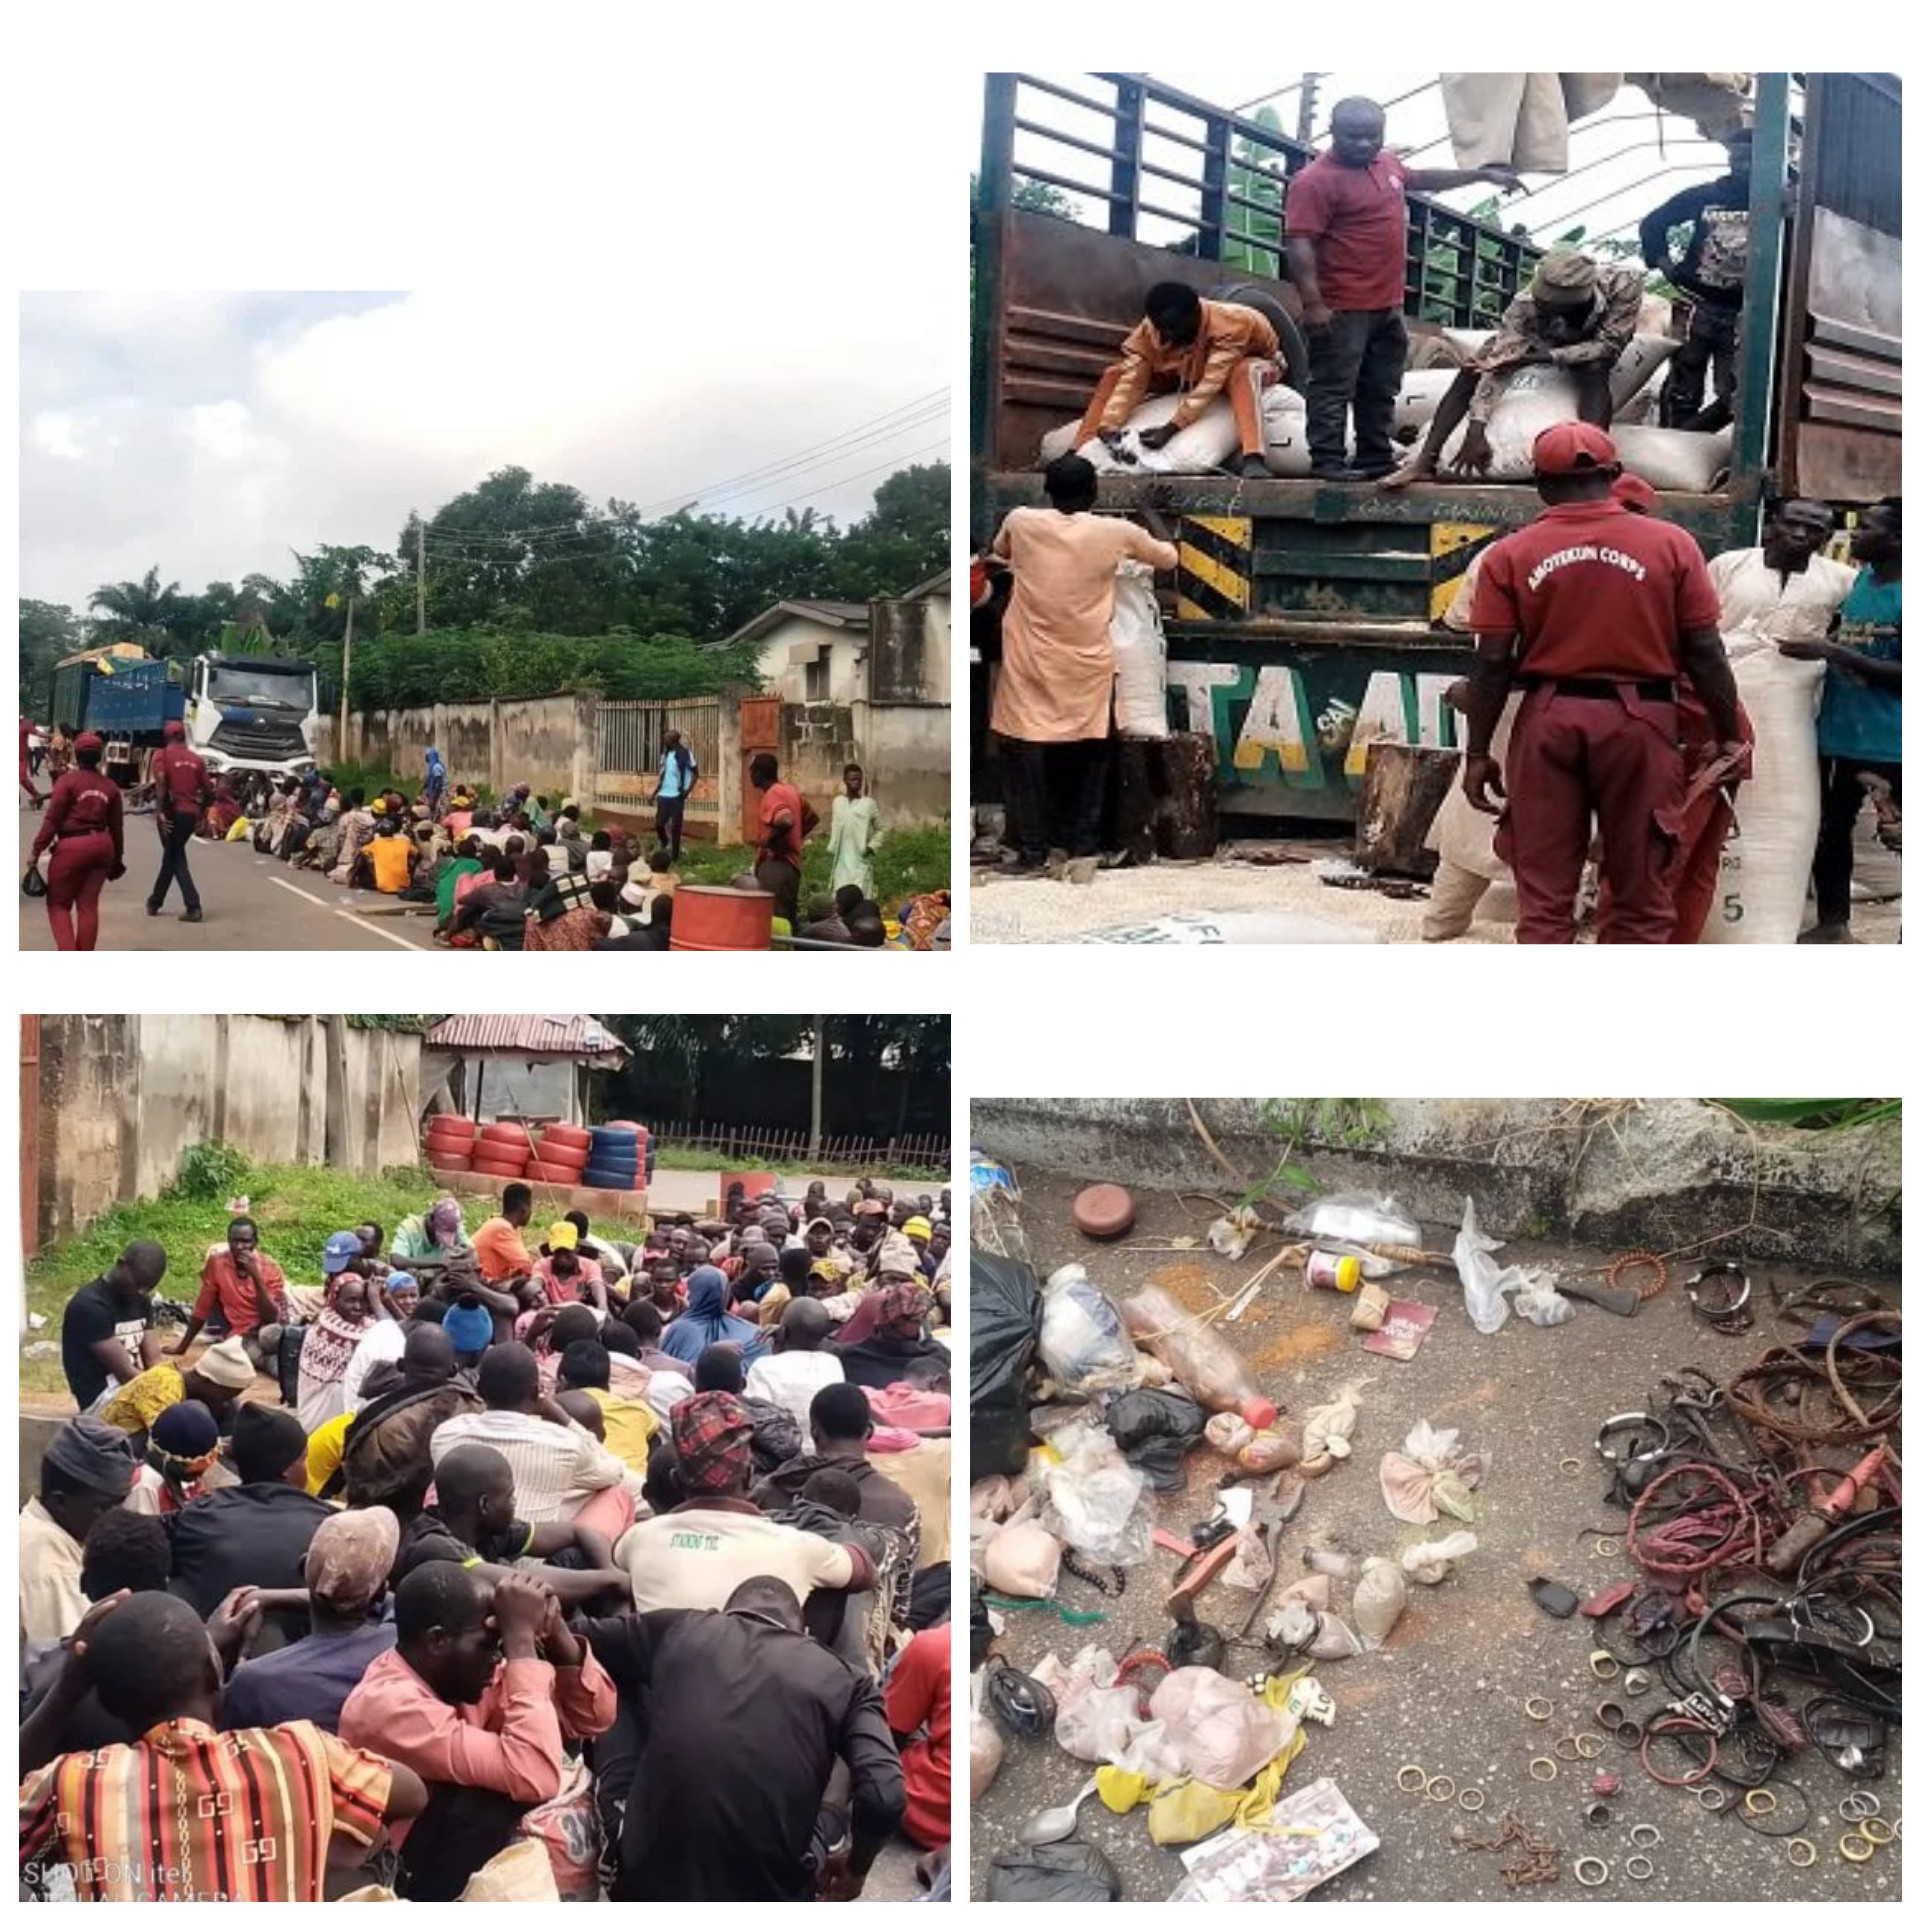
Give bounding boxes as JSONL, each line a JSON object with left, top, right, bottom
{"left": 87, "top": 565, "right": 191, "bottom": 652}
{"left": 19, "top": 599, "right": 83, "bottom": 713}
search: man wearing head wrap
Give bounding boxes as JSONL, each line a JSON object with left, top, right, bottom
{"left": 833, "top": 1284, "right": 941, "bottom": 1391}
{"left": 222, "top": 1508, "right": 403, "bottom": 1734}
{"left": 169, "top": 1404, "right": 334, "bottom": 1619}
{"left": 423, "top": 744, "right": 448, "bottom": 818}
{"left": 659, "top": 1266, "right": 770, "bottom": 1366}
{"left": 126, "top": 1400, "right": 223, "bottom": 1517}
{"left": 1383, "top": 247, "right": 1646, "bottom": 488}
{"left": 19, "top": 1416, "right": 138, "bottom": 1643}
{"left": 612, "top": 1393, "right": 875, "bottom": 1613}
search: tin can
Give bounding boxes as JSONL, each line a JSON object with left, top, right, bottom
{"left": 1307, "top": 1249, "right": 1361, "bottom": 1293}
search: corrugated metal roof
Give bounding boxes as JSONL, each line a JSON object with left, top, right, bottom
{"left": 424, "top": 1016, "right": 630, "bottom": 1063}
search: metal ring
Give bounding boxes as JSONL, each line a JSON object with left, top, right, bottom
{"left": 1554, "top": 1735, "right": 1583, "bottom": 1762}
{"left": 1530, "top": 1756, "right": 1558, "bottom": 1782}
{"left": 1573, "top": 1857, "right": 1609, "bottom": 1887}
{"left": 1590, "top": 1650, "right": 1621, "bottom": 1680}
{"left": 1839, "top": 1833, "right": 1875, "bottom": 1863}
{"left": 1615, "top": 1720, "right": 1641, "bottom": 1749}
{"left": 1840, "top": 1791, "right": 1881, "bottom": 1820}
{"left": 1573, "top": 1733, "right": 1604, "bottom": 1760}
{"left": 1593, "top": 1536, "right": 1621, "bottom": 1559}
{"left": 1860, "top": 1817, "right": 1894, "bottom": 1846}
{"left": 1457, "top": 1787, "right": 1486, "bottom": 1813}
{"left": 1585, "top": 1802, "right": 1612, "bottom": 1827}
{"left": 1596, "top": 1702, "right": 1626, "bottom": 1730}
{"left": 1695, "top": 1786, "right": 1728, "bottom": 1812}
{"left": 1623, "top": 1669, "right": 1651, "bottom": 1696}
{"left": 1559, "top": 1456, "right": 1583, "bottom": 1475}
{"left": 1594, "top": 1410, "right": 1669, "bottom": 1463}
{"left": 1787, "top": 1838, "right": 1817, "bottom": 1867}
{"left": 1625, "top": 1855, "right": 1654, "bottom": 1881}
{"left": 1524, "top": 1696, "right": 1553, "bottom": 1721}
{"left": 1426, "top": 1775, "right": 1455, "bottom": 1804}
{"left": 1630, "top": 1824, "right": 1661, "bottom": 1847}
{"left": 1398, "top": 1765, "right": 1428, "bottom": 1794}
{"left": 1745, "top": 1788, "right": 1777, "bottom": 1815}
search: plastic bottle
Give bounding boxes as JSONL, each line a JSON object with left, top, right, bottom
{"left": 1305, "top": 1250, "right": 1361, "bottom": 1293}
{"left": 1119, "top": 1283, "right": 1276, "bottom": 1428}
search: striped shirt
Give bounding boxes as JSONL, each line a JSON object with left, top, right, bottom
{"left": 428, "top": 1409, "right": 626, "bottom": 1524}
{"left": 20, "top": 1716, "right": 393, "bottom": 1903}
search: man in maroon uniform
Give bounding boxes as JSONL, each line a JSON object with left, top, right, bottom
{"left": 1462, "top": 423, "right": 1744, "bottom": 942}
{"left": 148, "top": 719, "right": 210, "bottom": 922}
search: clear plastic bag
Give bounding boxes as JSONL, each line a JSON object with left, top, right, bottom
{"left": 1400, "top": 1530, "right": 1479, "bottom": 1585}
{"left": 1283, "top": 1192, "right": 1423, "bottom": 1250}
{"left": 1055, "top": 1682, "right": 1150, "bottom": 1767}
{"left": 1380, "top": 1420, "right": 1486, "bottom": 1525}
{"left": 1039, "top": 1429, "right": 1152, "bottom": 1565}
{"left": 1351, "top": 1557, "right": 1408, "bottom": 1649}
{"left": 1039, "top": 1264, "right": 1138, "bottom": 1391}
{"left": 1512, "top": 1273, "right": 1572, "bottom": 1327}
{"left": 1150, "top": 1665, "right": 1297, "bottom": 1790}
{"left": 971, "top": 1675, "right": 1006, "bottom": 1797}
{"left": 970, "top": 1151, "right": 1029, "bottom": 1265}
{"left": 983, "top": 1520, "right": 1063, "bottom": 1597}
{"left": 1301, "top": 1379, "right": 1370, "bottom": 1470}
{"left": 1452, "top": 1196, "right": 1522, "bottom": 1335}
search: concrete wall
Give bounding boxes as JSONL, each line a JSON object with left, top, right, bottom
{"left": 315, "top": 692, "right": 594, "bottom": 802}
{"left": 37, "top": 1017, "right": 425, "bottom": 1242}
{"left": 756, "top": 614, "right": 864, "bottom": 705}
{"left": 857, "top": 702, "right": 950, "bottom": 826}
{"left": 972, "top": 1097, "right": 1903, "bottom": 1276}
{"left": 869, "top": 592, "right": 952, "bottom": 703}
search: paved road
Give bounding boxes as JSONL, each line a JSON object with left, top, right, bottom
{"left": 20, "top": 832, "right": 439, "bottom": 951}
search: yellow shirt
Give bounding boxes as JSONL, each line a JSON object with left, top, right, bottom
{"left": 305, "top": 1409, "right": 356, "bottom": 1498}
{"left": 97, "top": 1363, "right": 187, "bottom": 1436}
{"left": 368, "top": 835, "right": 413, "bottom": 893}
{"left": 872, "top": 1437, "right": 952, "bottom": 1568}
{"left": 586, "top": 1389, "right": 657, "bottom": 1476}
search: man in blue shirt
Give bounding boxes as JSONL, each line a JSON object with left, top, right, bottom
{"left": 1783, "top": 498, "right": 1901, "bottom": 941}
{"left": 654, "top": 729, "right": 698, "bottom": 862}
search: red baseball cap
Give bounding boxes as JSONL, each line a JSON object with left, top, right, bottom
{"left": 75, "top": 731, "right": 103, "bottom": 752}
{"left": 1532, "top": 421, "right": 1619, "bottom": 476}
{"left": 163, "top": 720, "right": 186, "bottom": 739}
{"left": 1611, "top": 473, "right": 1658, "bottom": 514}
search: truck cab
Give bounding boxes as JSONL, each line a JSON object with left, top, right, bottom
{"left": 186, "top": 654, "right": 320, "bottom": 780}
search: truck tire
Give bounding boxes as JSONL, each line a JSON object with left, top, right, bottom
{"left": 472, "top": 1149, "right": 529, "bottom": 1177}
{"left": 535, "top": 1141, "right": 590, "bottom": 1173}
{"left": 524, "top": 1158, "right": 578, "bottom": 1187}
{"left": 1217, "top": 281, "right": 1312, "bottom": 392}
{"left": 479, "top": 1123, "right": 534, "bottom": 1150}
{"left": 426, "top": 1113, "right": 478, "bottom": 1138}
{"left": 581, "top": 1168, "right": 634, "bottom": 1190}
{"left": 539, "top": 1124, "right": 592, "bottom": 1153}
{"left": 426, "top": 1149, "right": 473, "bottom": 1174}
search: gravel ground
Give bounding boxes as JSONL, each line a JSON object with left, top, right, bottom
{"left": 971, "top": 1174, "right": 1901, "bottom": 1902}
{"left": 969, "top": 820, "right": 1901, "bottom": 944}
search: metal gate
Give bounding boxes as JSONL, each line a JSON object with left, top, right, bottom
{"left": 590, "top": 697, "right": 720, "bottom": 838}
{"left": 738, "top": 695, "right": 781, "bottom": 843}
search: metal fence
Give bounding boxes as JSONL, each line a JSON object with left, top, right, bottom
{"left": 648, "top": 1121, "right": 951, "bottom": 1172}
{"left": 591, "top": 696, "right": 721, "bottom": 831}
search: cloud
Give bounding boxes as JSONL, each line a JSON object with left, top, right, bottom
{"left": 21, "top": 284, "right": 949, "bottom": 610}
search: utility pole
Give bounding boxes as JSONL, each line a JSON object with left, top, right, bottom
{"left": 809, "top": 1015, "right": 825, "bottom": 1157}
{"left": 337, "top": 594, "right": 354, "bottom": 762}
{"left": 415, "top": 516, "right": 427, "bottom": 634}
{"left": 1296, "top": 73, "right": 1322, "bottom": 145}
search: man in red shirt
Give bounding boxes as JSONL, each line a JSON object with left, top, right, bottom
{"left": 750, "top": 750, "right": 810, "bottom": 925}
{"left": 148, "top": 720, "right": 210, "bottom": 923}
{"left": 1462, "top": 423, "right": 1744, "bottom": 942}
{"left": 1285, "top": 97, "right": 1521, "bottom": 480}
{"left": 171, "top": 1216, "right": 293, "bottom": 1372}
{"left": 884, "top": 1617, "right": 951, "bottom": 1852}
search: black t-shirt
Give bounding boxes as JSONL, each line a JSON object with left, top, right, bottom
{"left": 393, "top": 1510, "right": 537, "bottom": 1586}
{"left": 61, "top": 1278, "right": 153, "bottom": 1408}
{"left": 1639, "top": 173, "right": 1751, "bottom": 309}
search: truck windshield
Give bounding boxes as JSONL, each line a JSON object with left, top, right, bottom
{"left": 206, "top": 666, "right": 316, "bottom": 712}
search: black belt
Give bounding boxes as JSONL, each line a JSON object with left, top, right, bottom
{"left": 1518, "top": 676, "right": 1675, "bottom": 702}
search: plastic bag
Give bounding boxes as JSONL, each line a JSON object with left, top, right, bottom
{"left": 1206, "top": 1410, "right": 1302, "bottom": 1474}
{"left": 1207, "top": 1206, "right": 1261, "bottom": 1261}
{"left": 1039, "top": 1429, "right": 1151, "bottom": 1565}
{"left": 1352, "top": 1557, "right": 1409, "bottom": 1649}
{"left": 1401, "top": 1530, "right": 1479, "bottom": 1585}
{"left": 1512, "top": 1272, "right": 1573, "bottom": 1327}
{"left": 1147, "top": 1777, "right": 1240, "bottom": 1846}
{"left": 1111, "top": 560, "right": 1170, "bottom": 739}
{"left": 1039, "top": 1264, "right": 1138, "bottom": 1391}
{"left": 1453, "top": 1196, "right": 1522, "bottom": 1335}
{"left": 1056, "top": 1682, "right": 1150, "bottom": 1767}
{"left": 972, "top": 1250, "right": 1043, "bottom": 1477}
{"left": 1380, "top": 1420, "right": 1486, "bottom": 1525}
{"left": 1283, "top": 1192, "right": 1423, "bottom": 1250}
{"left": 971, "top": 1152, "right": 1030, "bottom": 1264}
{"left": 984, "top": 1521, "right": 1062, "bottom": 1598}
{"left": 1265, "top": 1600, "right": 1362, "bottom": 1659}
{"left": 1106, "top": 1386, "right": 1207, "bottom": 1491}
{"left": 989, "top": 1839, "right": 1122, "bottom": 1902}
{"left": 971, "top": 1677, "right": 1005, "bottom": 1797}
{"left": 1300, "top": 1379, "right": 1370, "bottom": 1471}
{"left": 1150, "top": 1665, "right": 1297, "bottom": 1789}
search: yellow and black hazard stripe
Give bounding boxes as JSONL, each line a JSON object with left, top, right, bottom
{"left": 1176, "top": 515, "right": 1253, "bottom": 622}
{"left": 1428, "top": 522, "right": 1502, "bottom": 623}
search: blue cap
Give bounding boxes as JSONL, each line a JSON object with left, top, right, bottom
{"left": 443, "top": 1301, "right": 494, "bottom": 1355}
{"left": 322, "top": 1230, "right": 365, "bottom": 1276}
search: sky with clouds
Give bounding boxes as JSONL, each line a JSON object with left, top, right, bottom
{"left": 21, "top": 286, "right": 950, "bottom": 613}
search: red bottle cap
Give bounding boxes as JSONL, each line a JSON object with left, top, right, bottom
{"left": 1242, "top": 1396, "right": 1277, "bottom": 1429}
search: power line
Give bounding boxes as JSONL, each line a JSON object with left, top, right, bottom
{"left": 748, "top": 440, "right": 949, "bottom": 521}
{"left": 680, "top": 406, "right": 951, "bottom": 513}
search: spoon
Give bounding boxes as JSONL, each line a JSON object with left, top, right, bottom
{"left": 1018, "top": 1779, "right": 1100, "bottom": 1845}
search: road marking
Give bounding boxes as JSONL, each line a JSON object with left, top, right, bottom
{"left": 336, "top": 910, "right": 426, "bottom": 951}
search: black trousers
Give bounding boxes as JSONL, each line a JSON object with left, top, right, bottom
{"left": 997, "top": 734, "right": 1109, "bottom": 860}
{"left": 655, "top": 795, "right": 686, "bottom": 859}
{"left": 149, "top": 810, "right": 201, "bottom": 912}
{"left": 1662, "top": 301, "right": 1741, "bottom": 429}
{"left": 1812, "top": 755, "right": 1900, "bottom": 927}
{"left": 1304, "top": 307, "right": 1408, "bottom": 472}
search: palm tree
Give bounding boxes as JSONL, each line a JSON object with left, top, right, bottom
{"left": 87, "top": 566, "right": 187, "bottom": 650}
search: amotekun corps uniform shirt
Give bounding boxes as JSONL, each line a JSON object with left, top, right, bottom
{"left": 1469, "top": 499, "right": 1722, "bottom": 680}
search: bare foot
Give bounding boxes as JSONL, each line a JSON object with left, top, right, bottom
{"left": 1377, "top": 461, "right": 1433, "bottom": 491}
